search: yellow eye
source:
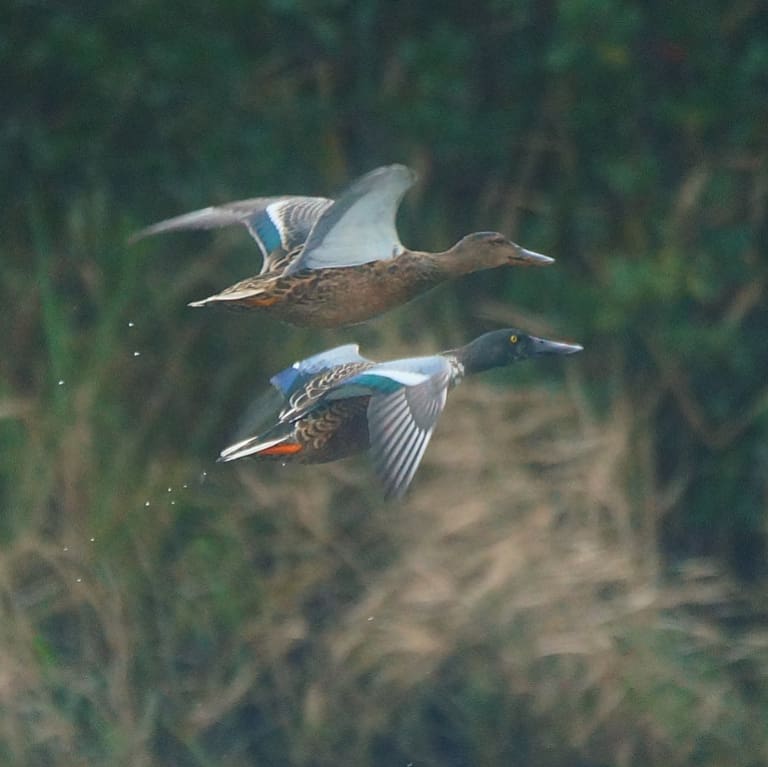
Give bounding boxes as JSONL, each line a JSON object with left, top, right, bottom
{"left": 509, "top": 335, "right": 518, "bottom": 344}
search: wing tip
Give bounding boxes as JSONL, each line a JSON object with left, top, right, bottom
{"left": 376, "top": 163, "right": 418, "bottom": 184}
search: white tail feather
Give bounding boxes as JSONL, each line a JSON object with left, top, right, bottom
{"left": 188, "top": 286, "right": 265, "bottom": 308}
{"left": 218, "top": 433, "right": 288, "bottom": 462}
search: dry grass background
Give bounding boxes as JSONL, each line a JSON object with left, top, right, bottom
{"left": 2, "top": 155, "right": 766, "bottom": 764}
{"left": 3, "top": 3, "right": 767, "bottom": 761}
{"left": 3, "top": 336, "right": 767, "bottom": 765}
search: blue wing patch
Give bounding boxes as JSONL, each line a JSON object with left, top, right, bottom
{"left": 252, "top": 215, "right": 282, "bottom": 254}
{"left": 269, "top": 366, "right": 303, "bottom": 397}
{"left": 270, "top": 344, "right": 368, "bottom": 397}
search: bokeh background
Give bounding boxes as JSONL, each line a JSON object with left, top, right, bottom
{"left": 3, "top": 2, "right": 768, "bottom": 765}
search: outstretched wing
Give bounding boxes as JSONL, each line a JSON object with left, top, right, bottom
{"left": 131, "top": 195, "right": 333, "bottom": 274}
{"left": 252, "top": 197, "right": 333, "bottom": 272}
{"left": 366, "top": 370, "right": 450, "bottom": 499}
{"left": 323, "top": 356, "right": 452, "bottom": 498}
{"left": 285, "top": 165, "right": 417, "bottom": 273}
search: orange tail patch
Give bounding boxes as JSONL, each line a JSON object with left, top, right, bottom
{"left": 259, "top": 442, "right": 303, "bottom": 456}
{"left": 245, "top": 295, "right": 280, "bottom": 307}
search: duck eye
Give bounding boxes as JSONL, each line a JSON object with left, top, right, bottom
{"left": 509, "top": 335, "right": 518, "bottom": 344}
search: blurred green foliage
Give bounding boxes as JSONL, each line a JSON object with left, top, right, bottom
{"left": 2, "top": 0, "right": 768, "bottom": 764}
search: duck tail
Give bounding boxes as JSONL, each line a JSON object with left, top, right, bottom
{"left": 217, "top": 429, "right": 302, "bottom": 462}
{"left": 188, "top": 285, "right": 277, "bottom": 309}
{"left": 187, "top": 278, "right": 280, "bottom": 307}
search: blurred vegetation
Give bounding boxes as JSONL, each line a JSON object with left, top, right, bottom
{"left": 2, "top": 1, "right": 768, "bottom": 765}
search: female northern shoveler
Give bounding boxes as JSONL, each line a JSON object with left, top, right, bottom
{"left": 218, "top": 329, "right": 582, "bottom": 498}
{"left": 132, "top": 165, "right": 554, "bottom": 327}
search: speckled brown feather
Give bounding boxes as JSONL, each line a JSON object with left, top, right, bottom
{"left": 279, "top": 361, "right": 374, "bottom": 420}
{"left": 189, "top": 230, "right": 554, "bottom": 327}
{"left": 136, "top": 165, "right": 553, "bottom": 327}
{"left": 191, "top": 253, "right": 443, "bottom": 327}
{"left": 281, "top": 399, "right": 371, "bottom": 463}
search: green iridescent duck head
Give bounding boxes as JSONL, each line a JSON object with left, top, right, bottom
{"left": 453, "top": 328, "right": 583, "bottom": 374}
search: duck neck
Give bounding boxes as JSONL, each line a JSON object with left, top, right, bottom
{"left": 425, "top": 243, "right": 479, "bottom": 276}
{"left": 449, "top": 342, "right": 508, "bottom": 377}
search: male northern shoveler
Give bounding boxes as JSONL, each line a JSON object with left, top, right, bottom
{"left": 132, "top": 165, "right": 554, "bottom": 327}
{"left": 218, "top": 329, "right": 582, "bottom": 498}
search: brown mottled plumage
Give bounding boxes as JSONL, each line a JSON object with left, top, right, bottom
{"left": 278, "top": 399, "right": 370, "bottom": 463}
{"left": 189, "top": 236, "right": 548, "bottom": 326}
{"left": 132, "top": 165, "right": 554, "bottom": 327}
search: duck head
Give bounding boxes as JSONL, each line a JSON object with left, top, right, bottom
{"left": 453, "top": 232, "right": 555, "bottom": 269}
{"left": 455, "top": 328, "right": 583, "bottom": 374}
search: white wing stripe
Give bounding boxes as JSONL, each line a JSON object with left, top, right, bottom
{"left": 390, "top": 428, "right": 427, "bottom": 493}
{"left": 381, "top": 426, "right": 415, "bottom": 483}
{"left": 374, "top": 401, "right": 411, "bottom": 442}
{"left": 371, "top": 393, "right": 407, "bottom": 421}
{"left": 367, "top": 390, "right": 431, "bottom": 498}
{"left": 394, "top": 430, "right": 432, "bottom": 497}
